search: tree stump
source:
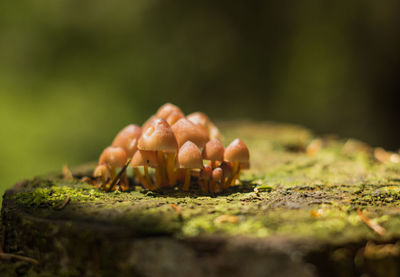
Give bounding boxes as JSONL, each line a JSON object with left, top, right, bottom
{"left": 1, "top": 122, "right": 400, "bottom": 277}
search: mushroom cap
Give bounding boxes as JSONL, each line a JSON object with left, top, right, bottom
{"left": 209, "top": 123, "right": 223, "bottom": 141}
{"left": 156, "top": 103, "right": 183, "bottom": 120}
{"left": 166, "top": 110, "right": 185, "bottom": 126}
{"left": 171, "top": 118, "right": 209, "bottom": 149}
{"left": 142, "top": 115, "right": 157, "bottom": 131}
{"left": 99, "top": 146, "right": 127, "bottom": 168}
{"left": 202, "top": 139, "right": 224, "bottom": 161}
{"left": 131, "top": 150, "right": 159, "bottom": 168}
{"left": 220, "top": 161, "right": 233, "bottom": 178}
{"left": 112, "top": 124, "right": 142, "bottom": 157}
{"left": 212, "top": 167, "right": 224, "bottom": 182}
{"left": 186, "top": 112, "right": 210, "bottom": 129}
{"left": 187, "top": 112, "right": 222, "bottom": 141}
{"left": 93, "top": 164, "right": 110, "bottom": 179}
{"left": 224, "top": 139, "right": 250, "bottom": 163}
{"left": 177, "top": 141, "right": 203, "bottom": 169}
{"left": 200, "top": 164, "right": 212, "bottom": 181}
{"left": 138, "top": 118, "right": 178, "bottom": 152}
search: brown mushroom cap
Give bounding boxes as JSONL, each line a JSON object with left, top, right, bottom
{"left": 99, "top": 146, "right": 127, "bottom": 168}
{"left": 200, "top": 164, "right": 212, "bottom": 181}
{"left": 156, "top": 103, "right": 183, "bottom": 120}
{"left": 177, "top": 141, "right": 203, "bottom": 169}
{"left": 138, "top": 118, "right": 178, "bottom": 152}
{"left": 209, "top": 123, "right": 223, "bottom": 141}
{"left": 202, "top": 139, "right": 224, "bottom": 161}
{"left": 131, "top": 150, "right": 159, "bottom": 168}
{"left": 224, "top": 139, "right": 250, "bottom": 163}
{"left": 166, "top": 110, "right": 185, "bottom": 126}
{"left": 212, "top": 167, "right": 223, "bottom": 182}
{"left": 172, "top": 118, "right": 209, "bottom": 149}
{"left": 93, "top": 164, "right": 110, "bottom": 179}
{"left": 186, "top": 112, "right": 210, "bottom": 129}
{"left": 142, "top": 115, "right": 157, "bottom": 131}
{"left": 112, "top": 124, "right": 142, "bottom": 157}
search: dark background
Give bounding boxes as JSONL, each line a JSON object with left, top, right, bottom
{"left": 0, "top": 0, "right": 399, "bottom": 195}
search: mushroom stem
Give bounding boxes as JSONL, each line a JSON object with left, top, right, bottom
{"left": 157, "top": 151, "right": 167, "bottom": 187}
{"left": 133, "top": 168, "right": 148, "bottom": 189}
{"left": 230, "top": 167, "right": 241, "bottom": 187}
{"left": 166, "top": 152, "right": 176, "bottom": 186}
{"left": 211, "top": 161, "right": 217, "bottom": 169}
{"left": 201, "top": 180, "right": 209, "bottom": 193}
{"left": 182, "top": 168, "right": 191, "bottom": 191}
{"left": 144, "top": 165, "right": 153, "bottom": 189}
{"left": 155, "top": 167, "right": 162, "bottom": 189}
{"left": 209, "top": 179, "right": 215, "bottom": 193}
{"left": 226, "top": 162, "right": 239, "bottom": 188}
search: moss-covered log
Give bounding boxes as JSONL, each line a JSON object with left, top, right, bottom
{"left": 1, "top": 122, "right": 400, "bottom": 276}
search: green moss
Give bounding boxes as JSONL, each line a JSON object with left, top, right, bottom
{"left": 3, "top": 122, "right": 400, "bottom": 242}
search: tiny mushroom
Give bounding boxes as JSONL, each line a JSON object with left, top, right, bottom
{"left": 166, "top": 110, "right": 185, "bottom": 126}
{"left": 112, "top": 124, "right": 142, "bottom": 157}
{"left": 202, "top": 139, "right": 224, "bottom": 168}
{"left": 187, "top": 112, "right": 222, "bottom": 141}
{"left": 138, "top": 118, "right": 178, "bottom": 187}
{"left": 98, "top": 146, "right": 127, "bottom": 189}
{"left": 171, "top": 118, "right": 209, "bottom": 149}
{"left": 200, "top": 164, "right": 212, "bottom": 193}
{"left": 156, "top": 103, "right": 183, "bottom": 120}
{"left": 224, "top": 139, "right": 250, "bottom": 186}
{"left": 177, "top": 141, "right": 203, "bottom": 191}
{"left": 131, "top": 150, "right": 158, "bottom": 190}
{"left": 211, "top": 167, "right": 224, "bottom": 193}
{"left": 220, "top": 161, "right": 233, "bottom": 189}
{"left": 93, "top": 164, "right": 111, "bottom": 186}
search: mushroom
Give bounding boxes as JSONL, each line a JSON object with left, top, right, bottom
{"left": 224, "top": 139, "right": 249, "bottom": 187}
{"left": 202, "top": 139, "right": 224, "bottom": 168}
{"left": 211, "top": 167, "right": 223, "bottom": 193}
{"left": 187, "top": 112, "right": 222, "bottom": 141}
{"left": 199, "top": 164, "right": 212, "bottom": 193}
{"left": 142, "top": 115, "right": 157, "bottom": 131}
{"left": 98, "top": 146, "right": 127, "bottom": 190}
{"left": 156, "top": 103, "right": 183, "bottom": 120}
{"left": 220, "top": 161, "right": 233, "bottom": 189}
{"left": 171, "top": 118, "right": 209, "bottom": 149}
{"left": 166, "top": 110, "right": 185, "bottom": 126}
{"left": 112, "top": 124, "right": 142, "bottom": 158}
{"left": 131, "top": 150, "right": 158, "bottom": 190}
{"left": 93, "top": 164, "right": 111, "bottom": 186}
{"left": 177, "top": 141, "right": 203, "bottom": 191}
{"left": 138, "top": 118, "right": 178, "bottom": 187}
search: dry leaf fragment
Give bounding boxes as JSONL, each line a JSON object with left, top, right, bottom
{"left": 214, "top": 215, "right": 239, "bottom": 224}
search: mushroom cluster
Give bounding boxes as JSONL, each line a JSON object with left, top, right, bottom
{"left": 93, "top": 103, "right": 250, "bottom": 193}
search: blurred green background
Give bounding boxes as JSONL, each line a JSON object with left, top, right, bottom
{"left": 1, "top": 0, "right": 399, "bottom": 199}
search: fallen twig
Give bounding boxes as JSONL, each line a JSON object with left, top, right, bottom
{"left": 107, "top": 159, "right": 131, "bottom": 192}
{"left": 357, "top": 209, "right": 386, "bottom": 236}
{"left": 0, "top": 252, "right": 39, "bottom": 264}
{"left": 56, "top": 195, "right": 71, "bottom": 210}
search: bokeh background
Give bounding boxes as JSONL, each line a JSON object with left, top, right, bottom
{"left": 1, "top": 0, "right": 399, "bottom": 200}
